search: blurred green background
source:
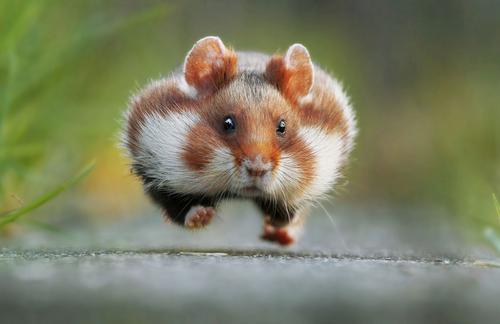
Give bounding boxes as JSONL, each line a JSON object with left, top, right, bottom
{"left": 1, "top": 0, "right": 499, "bottom": 242}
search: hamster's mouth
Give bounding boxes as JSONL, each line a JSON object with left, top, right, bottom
{"left": 241, "top": 185, "right": 262, "bottom": 196}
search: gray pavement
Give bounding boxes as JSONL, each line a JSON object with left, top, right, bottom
{"left": 1, "top": 202, "right": 499, "bottom": 323}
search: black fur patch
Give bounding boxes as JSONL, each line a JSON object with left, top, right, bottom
{"left": 255, "top": 198, "right": 297, "bottom": 227}
{"left": 147, "top": 186, "right": 216, "bottom": 225}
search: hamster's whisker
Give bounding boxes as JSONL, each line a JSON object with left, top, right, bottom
{"left": 316, "top": 201, "right": 348, "bottom": 250}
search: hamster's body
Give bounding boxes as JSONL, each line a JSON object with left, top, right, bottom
{"left": 122, "top": 37, "right": 356, "bottom": 245}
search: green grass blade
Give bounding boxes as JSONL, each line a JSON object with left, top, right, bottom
{"left": 484, "top": 194, "right": 500, "bottom": 254}
{"left": 0, "top": 160, "right": 95, "bottom": 228}
{"left": 493, "top": 193, "right": 500, "bottom": 221}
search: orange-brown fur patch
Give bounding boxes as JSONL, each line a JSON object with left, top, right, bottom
{"left": 300, "top": 70, "right": 350, "bottom": 137}
{"left": 284, "top": 47, "right": 314, "bottom": 99}
{"left": 182, "top": 122, "right": 220, "bottom": 171}
{"left": 265, "top": 55, "right": 287, "bottom": 93}
{"left": 184, "top": 38, "right": 238, "bottom": 96}
{"left": 264, "top": 52, "right": 313, "bottom": 105}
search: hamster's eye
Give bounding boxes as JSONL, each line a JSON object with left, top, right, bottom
{"left": 276, "top": 119, "right": 286, "bottom": 135}
{"left": 223, "top": 116, "right": 236, "bottom": 132}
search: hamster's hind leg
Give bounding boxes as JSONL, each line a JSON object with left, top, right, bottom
{"left": 256, "top": 199, "right": 308, "bottom": 245}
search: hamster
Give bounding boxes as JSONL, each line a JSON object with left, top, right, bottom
{"left": 121, "top": 36, "right": 357, "bottom": 245}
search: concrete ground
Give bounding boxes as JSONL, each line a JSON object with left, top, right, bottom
{"left": 1, "top": 201, "right": 499, "bottom": 323}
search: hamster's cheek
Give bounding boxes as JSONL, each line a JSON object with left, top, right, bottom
{"left": 297, "top": 126, "right": 345, "bottom": 198}
{"left": 270, "top": 152, "right": 303, "bottom": 197}
{"left": 182, "top": 123, "right": 240, "bottom": 193}
{"left": 136, "top": 111, "right": 204, "bottom": 193}
{"left": 138, "top": 112, "right": 240, "bottom": 194}
{"left": 182, "top": 123, "right": 221, "bottom": 172}
{"left": 203, "top": 146, "right": 242, "bottom": 192}
{"left": 278, "top": 134, "right": 316, "bottom": 199}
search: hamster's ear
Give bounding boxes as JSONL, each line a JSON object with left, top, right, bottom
{"left": 265, "top": 44, "right": 314, "bottom": 104}
{"left": 183, "top": 36, "right": 238, "bottom": 97}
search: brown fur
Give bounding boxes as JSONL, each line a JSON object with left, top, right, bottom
{"left": 265, "top": 47, "right": 313, "bottom": 105}
{"left": 182, "top": 122, "right": 220, "bottom": 171}
{"left": 301, "top": 69, "right": 350, "bottom": 136}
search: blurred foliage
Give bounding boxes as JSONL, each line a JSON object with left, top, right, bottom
{"left": 0, "top": 0, "right": 498, "bottom": 240}
{"left": 0, "top": 0, "right": 168, "bottom": 229}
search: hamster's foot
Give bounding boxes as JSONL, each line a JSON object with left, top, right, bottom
{"left": 261, "top": 223, "right": 295, "bottom": 246}
{"left": 184, "top": 206, "right": 215, "bottom": 229}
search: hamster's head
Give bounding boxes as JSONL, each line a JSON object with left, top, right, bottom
{"left": 176, "top": 37, "right": 316, "bottom": 201}
{"left": 189, "top": 74, "right": 300, "bottom": 198}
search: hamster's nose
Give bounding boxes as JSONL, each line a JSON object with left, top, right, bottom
{"left": 246, "top": 166, "right": 269, "bottom": 177}
{"left": 243, "top": 156, "right": 272, "bottom": 178}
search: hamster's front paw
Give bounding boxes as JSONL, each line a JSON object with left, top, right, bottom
{"left": 261, "top": 223, "right": 295, "bottom": 246}
{"left": 184, "top": 206, "right": 215, "bottom": 229}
